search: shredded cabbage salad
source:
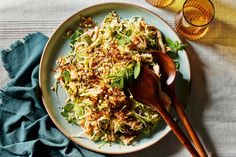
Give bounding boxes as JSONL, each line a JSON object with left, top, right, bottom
{"left": 52, "top": 11, "right": 183, "bottom": 145}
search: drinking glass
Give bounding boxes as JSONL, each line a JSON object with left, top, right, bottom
{"left": 174, "top": 0, "right": 215, "bottom": 40}
{"left": 145, "top": 0, "right": 174, "bottom": 8}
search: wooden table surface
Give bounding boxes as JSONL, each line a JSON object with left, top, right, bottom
{"left": 1, "top": 0, "right": 236, "bottom": 156}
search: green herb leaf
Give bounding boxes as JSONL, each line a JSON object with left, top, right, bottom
{"left": 175, "top": 62, "right": 180, "bottom": 69}
{"left": 146, "top": 37, "right": 157, "bottom": 48}
{"left": 67, "top": 117, "right": 77, "bottom": 124}
{"left": 111, "top": 78, "right": 123, "bottom": 89}
{"left": 165, "top": 38, "right": 188, "bottom": 70}
{"left": 74, "top": 105, "right": 84, "bottom": 117}
{"left": 115, "top": 33, "right": 122, "bottom": 39}
{"left": 118, "top": 38, "right": 127, "bottom": 46}
{"left": 61, "top": 111, "right": 69, "bottom": 117}
{"left": 134, "top": 62, "right": 141, "bottom": 79}
{"left": 166, "top": 38, "right": 188, "bottom": 53}
{"left": 63, "top": 102, "right": 75, "bottom": 112}
{"left": 63, "top": 70, "right": 70, "bottom": 84}
{"left": 109, "top": 63, "right": 134, "bottom": 88}
{"left": 70, "top": 29, "right": 84, "bottom": 47}
{"left": 126, "top": 29, "right": 132, "bottom": 37}
{"left": 119, "top": 37, "right": 130, "bottom": 46}
{"left": 178, "top": 44, "right": 188, "bottom": 50}
{"left": 119, "top": 77, "right": 125, "bottom": 89}
{"left": 116, "top": 32, "right": 131, "bottom": 46}
{"left": 166, "top": 38, "right": 175, "bottom": 50}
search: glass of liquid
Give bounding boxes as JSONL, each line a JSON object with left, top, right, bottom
{"left": 145, "top": 0, "right": 173, "bottom": 7}
{"left": 175, "top": 0, "right": 215, "bottom": 40}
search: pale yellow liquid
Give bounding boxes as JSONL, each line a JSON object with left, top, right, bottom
{"left": 146, "top": 0, "right": 173, "bottom": 7}
{"left": 175, "top": 6, "right": 213, "bottom": 40}
{"left": 184, "top": 6, "right": 210, "bottom": 26}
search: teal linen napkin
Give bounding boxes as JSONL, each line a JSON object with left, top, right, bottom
{"left": 0, "top": 32, "right": 105, "bottom": 157}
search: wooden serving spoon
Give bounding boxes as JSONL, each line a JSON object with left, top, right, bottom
{"left": 152, "top": 51, "right": 208, "bottom": 157}
{"left": 128, "top": 66, "right": 200, "bottom": 157}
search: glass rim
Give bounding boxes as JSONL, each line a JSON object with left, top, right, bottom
{"left": 182, "top": 0, "right": 215, "bottom": 27}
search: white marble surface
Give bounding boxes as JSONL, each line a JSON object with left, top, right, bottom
{"left": 1, "top": 0, "right": 236, "bottom": 156}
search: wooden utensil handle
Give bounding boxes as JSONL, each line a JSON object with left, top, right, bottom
{"left": 172, "top": 95, "right": 208, "bottom": 157}
{"left": 156, "top": 103, "right": 200, "bottom": 157}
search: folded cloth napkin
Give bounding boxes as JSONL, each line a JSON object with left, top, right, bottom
{"left": 0, "top": 32, "right": 105, "bottom": 157}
